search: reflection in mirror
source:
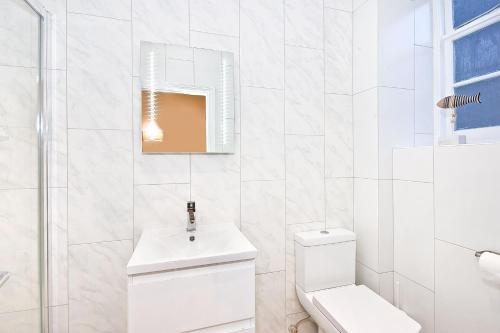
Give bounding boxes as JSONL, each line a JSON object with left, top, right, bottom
{"left": 140, "top": 42, "right": 235, "bottom": 153}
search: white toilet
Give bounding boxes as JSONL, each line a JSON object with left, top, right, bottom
{"left": 294, "top": 228, "right": 421, "bottom": 333}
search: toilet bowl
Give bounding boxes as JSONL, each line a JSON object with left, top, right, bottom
{"left": 294, "top": 229, "right": 421, "bottom": 333}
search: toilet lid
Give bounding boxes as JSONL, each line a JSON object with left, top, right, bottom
{"left": 312, "top": 285, "right": 421, "bottom": 333}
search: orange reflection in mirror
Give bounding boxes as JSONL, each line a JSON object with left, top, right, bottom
{"left": 142, "top": 91, "right": 207, "bottom": 153}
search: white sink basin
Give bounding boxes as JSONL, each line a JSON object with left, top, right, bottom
{"left": 127, "top": 223, "right": 257, "bottom": 275}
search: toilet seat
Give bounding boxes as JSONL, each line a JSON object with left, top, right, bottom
{"left": 296, "top": 285, "right": 421, "bottom": 333}
{"left": 312, "top": 285, "right": 421, "bottom": 333}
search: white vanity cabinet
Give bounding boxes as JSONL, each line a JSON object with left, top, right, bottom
{"left": 127, "top": 224, "right": 257, "bottom": 333}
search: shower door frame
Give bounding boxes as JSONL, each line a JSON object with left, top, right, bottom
{"left": 22, "top": 0, "right": 52, "bottom": 332}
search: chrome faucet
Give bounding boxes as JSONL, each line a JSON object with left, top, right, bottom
{"left": 186, "top": 201, "right": 196, "bottom": 232}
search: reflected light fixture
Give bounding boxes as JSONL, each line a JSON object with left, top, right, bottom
{"left": 143, "top": 50, "right": 164, "bottom": 142}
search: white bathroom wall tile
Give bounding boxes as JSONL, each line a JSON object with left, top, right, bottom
{"left": 435, "top": 144, "right": 500, "bottom": 253}
{"left": 241, "top": 180, "right": 285, "bottom": 274}
{"left": 415, "top": 46, "right": 434, "bottom": 134}
{"left": 378, "top": 180, "right": 394, "bottom": 272}
{"left": 394, "top": 273, "right": 435, "bottom": 333}
{"left": 286, "top": 222, "right": 324, "bottom": 315}
{"left": 285, "top": 135, "right": 325, "bottom": 225}
{"left": 69, "top": 240, "right": 132, "bottom": 333}
{"left": 378, "top": 0, "right": 415, "bottom": 90}
{"left": 435, "top": 240, "right": 500, "bottom": 333}
{"left": 285, "top": 46, "right": 324, "bottom": 135}
{"left": 133, "top": 183, "right": 190, "bottom": 244}
{"left": 49, "top": 305, "right": 69, "bottom": 333}
{"left": 325, "top": 94, "right": 353, "bottom": 178}
{"left": 189, "top": 31, "right": 241, "bottom": 133}
{"left": 68, "top": 0, "right": 131, "bottom": 20}
{"left": 415, "top": 133, "right": 433, "bottom": 146}
{"left": 67, "top": 14, "right": 132, "bottom": 130}
{"left": 326, "top": 178, "right": 353, "bottom": 230}
{"left": 325, "top": 0, "right": 353, "bottom": 11}
{"left": 325, "top": 9, "right": 353, "bottom": 95}
{"left": 256, "top": 271, "right": 286, "bottom": 333}
{"left": 353, "top": 178, "right": 379, "bottom": 271}
{"left": 68, "top": 129, "right": 133, "bottom": 244}
{"left": 132, "top": 0, "right": 189, "bottom": 76}
{"left": 240, "top": 0, "right": 284, "bottom": 89}
{"left": 0, "top": 127, "right": 37, "bottom": 190}
{"left": 0, "top": 309, "right": 40, "bottom": 333}
{"left": 378, "top": 87, "right": 414, "bottom": 179}
{"left": 353, "top": 0, "right": 369, "bottom": 11}
{"left": 40, "top": 0, "right": 67, "bottom": 70}
{"left": 0, "top": 67, "right": 38, "bottom": 128}
{"left": 286, "top": 312, "right": 318, "bottom": 333}
{"left": 190, "top": 135, "right": 241, "bottom": 225}
{"left": 393, "top": 146, "right": 433, "bottom": 182}
{"left": 353, "top": 0, "right": 377, "bottom": 93}
{"left": 285, "top": 0, "right": 323, "bottom": 49}
{"left": 379, "top": 271, "right": 394, "bottom": 304}
{"left": 353, "top": 88, "right": 378, "bottom": 179}
{"left": 0, "top": 0, "right": 38, "bottom": 68}
{"left": 48, "top": 70, "right": 68, "bottom": 188}
{"left": 189, "top": 0, "right": 239, "bottom": 36}
{"left": 414, "top": 0, "right": 433, "bottom": 47}
{"left": 355, "top": 262, "right": 379, "bottom": 292}
{"left": 241, "top": 87, "right": 284, "bottom": 181}
{"left": 48, "top": 188, "right": 68, "bottom": 307}
{"left": 394, "top": 180, "right": 434, "bottom": 290}
{"left": 0, "top": 189, "right": 39, "bottom": 313}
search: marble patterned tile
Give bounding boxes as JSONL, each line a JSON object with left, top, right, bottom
{"left": 0, "top": 66, "right": 38, "bottom": 128}
{"left": 67, "top": 14, "right": 132, "bottom": 130}
{"left": 241, "top": 87, "right": 284, "bottom": 181}
{"left": 287, "top": 312, "right": 318, "bottom": 333}
{"left": 353, "top": 88, "right": 378, "bottom": 179}
{"left": 48, "top": 188, "right": 68, "bottom": 307}
{"left": 189, "top": 31, "right": 241, "bottom": 133}
{"left": 353, "top": 0, "right": 377, "bottom": 93}
{"left": 325, "top": 94, "right": 353, "bottom": 178}
{"left": 284, "top": 0, "right": 323, "bottom": 49}
{"left": 325, "top": 0, "right": 353, "bottom": 11}
{"left": 190, "top": 135, "right": 241, "bottom": 226}
{"left": 68, "top": 129, "right": 133, "bottom": 244}
{"left": 190, "top": 0, "right": 239, "bottom": 36}
{"left": 285, "top": 46, "right": 324, "bottom": 135}
{"left": 132, "top": 78, "right": 190, "bottom": 184}
{"left": 0, "top": 0, "right": 38, "bottom": 68}
{"left": 68, "top": 0, "right": 131, "bottom": 20}
{"left": 50, "top": 305, "right": 69, "bottom": 333}
{"left": 133, "top": 183, "right": 190, "bottom": 244}
{"left": 0, "top": 309, "right": 40, "bottom": 333}
{"left": 48, "top": 69, "right": 68, "bottom": 188}
{"left": 240, "top": 0, "right": 284, "bottom": 89}
{"left": 132, "top": 0, "right": 189, "bottom": 76}
{"left": 285, "top": 222, "right": 324, "bottom": 315}
{"left": 0, "top": 127, "right": 38, "bottom": 190}
{"left": 285, "top": 135, "right": 325, "bottom": 225}
{"left": 241, "top": 180, "right": 285, "bottom": 274}
{"left": 326, "top": 178, "right": 353, "bottom": 230}
{"left": 256, "top": 271, "right": 286, "bottom": 333}
{"left": 325, "top": 9, "right": 353, "bottom": 95}
{"left": 0, "top": 189, "right": 39, "bottom": 313}
{"left": 69, "top": 240, "right": 132, "bottom": 333}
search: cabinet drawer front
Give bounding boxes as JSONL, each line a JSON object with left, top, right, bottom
{"left": 129, "top": 260, "right": 255, "bottom": 333}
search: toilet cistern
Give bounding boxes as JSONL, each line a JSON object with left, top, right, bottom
{"left": 186, "top": 201, "right": 196, "bottom": 234}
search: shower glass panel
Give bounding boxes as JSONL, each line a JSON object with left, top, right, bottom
{"left": 0, "top": 0, "right": 48, "bottom": 332}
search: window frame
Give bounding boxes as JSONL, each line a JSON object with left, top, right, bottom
{"left": 433, "top": 0, "right": 500, "bottom": 144}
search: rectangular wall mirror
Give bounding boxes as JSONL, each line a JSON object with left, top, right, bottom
{"left": 140, "top": 42, "right": 235, "bottom": 153}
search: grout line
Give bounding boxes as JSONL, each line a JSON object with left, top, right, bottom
{"left": 323, "top": 0, "right": 327, "bottom": 231}
{"left": 65, "top": 1, "right": 69, "bottom": 330}
{"left": 131, "top": 0, "right": 135, "bottom": 247}
{"left": 68, "top": 238, "right": 133, "bottom": 247}
{"left": 189, "top": 28, "right": 239, "bottom": 39}
{"left": 66, "top": 11, "right": 131, "bottom": 22}
{"left": 255, "top": 269, "right": 285, "bottom": 276}
{"left": 395, "top": 271, "right": 435, "bottom": 294}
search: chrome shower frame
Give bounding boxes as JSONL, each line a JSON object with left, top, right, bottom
{"left": 22, "top": 0, "right": 53, "bottom": 332}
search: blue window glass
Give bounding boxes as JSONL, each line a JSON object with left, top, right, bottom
{"left": 453, "top": 0, "right": 500, "bottom": 28}
{"left": 454, "top": 21, "right": 500, "bottom": 83}
{"left": 455, "top": 76, "right": 500, "bottom": 130}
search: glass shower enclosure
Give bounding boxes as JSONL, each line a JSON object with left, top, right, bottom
{"left": 0, "top": 0, "right": 50, "bottom": 332}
